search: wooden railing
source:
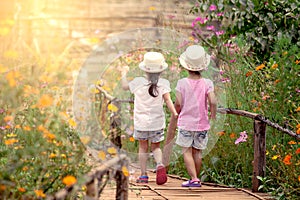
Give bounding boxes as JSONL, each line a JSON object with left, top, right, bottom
{"left": 94, "top": 85, "right": 299, "bottom": 193}
{"left": 47, "top": 154, "right": 129, "bottom": 200}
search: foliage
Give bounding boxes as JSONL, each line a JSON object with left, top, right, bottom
{"left": 0, "top": 37, "right": 90, "bottom": 198}
{"left": 191, "top": 0, "right": 300, "bottom": 61}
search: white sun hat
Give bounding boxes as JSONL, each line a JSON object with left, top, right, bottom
{"left": 179, "top": 45, "right": 211, "bottom": 71}
{"left": 139, "top": 52, "right": 168, "bottom": 73}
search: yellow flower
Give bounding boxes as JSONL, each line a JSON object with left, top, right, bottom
{"left": 3, "top": 50, "right": 19, "bottom": 59}
{"left": 98, "top": 150, "right": 106, "bottom": 160}
{"left": 34, "top": 190, "right": 46, "bottom": 198}
{"left": 108, "top": 104, "right": 118, "bottom": 112}
{"left": 62, "top": 175, "right": 77, "bottom": 187}
{"left": 272, "top": 155, "right": 279, "bottom": 160}
{"left": 122, "top": 166, "right": 129, "bottom": 177}
{"left": 107, "top": 147, "right": 117, "bottom": 155}
{"left": 255, "top": 64, "right": 265, "bottom": 71}
{"left": 0, "top": 27, "right": 10, "bottom": 36}
{"left": 80, "top": 136, "right": 91, "bottom": 145}
{"left": 68, "top": 118, "right": 77, "bottom": 128}
{"left": 149, "top": 6, "right": 156, "bottom": 11}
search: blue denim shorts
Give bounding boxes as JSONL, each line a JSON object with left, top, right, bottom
{"left": 133, "top": 129, "right": 164, "bottom": 143}
{"left": 175, "top": 129, "right": 208, "bottom": 150}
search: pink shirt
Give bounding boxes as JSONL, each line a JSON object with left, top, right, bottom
{"left": 176, "top": 78, "right": 214, "bottom": 131}
{"left": 129, "top": 77, "right": 171, "bottom": 131}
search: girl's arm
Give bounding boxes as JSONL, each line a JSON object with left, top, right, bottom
{"left": 121, "top": 66, "right": 130, "bottom": 90}
{"left": 163, "top": 92, "right": 178, "bottom": 118}
{"left": 208, "top": 91, "right": 217, "bottom": 120}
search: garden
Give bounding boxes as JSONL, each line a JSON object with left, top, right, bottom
{"left": 0, "top": 0, "right": 300, "bottom": 199}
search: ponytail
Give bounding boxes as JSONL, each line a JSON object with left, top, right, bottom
{"left": 147, "top": 73, "right": 160, "bottom": 97}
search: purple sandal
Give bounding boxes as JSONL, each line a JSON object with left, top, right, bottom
{"left": 181, "top": 179, "right": 201, "bottom": 187}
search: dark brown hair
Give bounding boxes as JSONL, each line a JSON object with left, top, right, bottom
{"left": 147, "top": 73, "right": 161, "bottom": 97}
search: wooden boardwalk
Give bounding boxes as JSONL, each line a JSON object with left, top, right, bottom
{"left": 99, "top": 165, "right": 271, "bottom": 200}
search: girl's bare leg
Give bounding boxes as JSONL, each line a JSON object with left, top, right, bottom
{"left": 139, "top": 140, "right": 149, "bottom": 176}
{"left": 182, "top": 147, "right": 198, "bottom": 180}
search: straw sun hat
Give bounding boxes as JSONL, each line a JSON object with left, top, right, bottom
{"left": 179, "top": 45, "right": 211, "bottom": 71}
{"left": 139, "top": 52, "right": 168, "bottom": 73}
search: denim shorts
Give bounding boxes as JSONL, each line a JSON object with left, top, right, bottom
{"left": 133, "top": 129, "right": 164, "bottom": 143}
{"left": 175, "top": 129, "right": 208, "bottom": 150}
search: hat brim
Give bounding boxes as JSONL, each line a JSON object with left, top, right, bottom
{"left": 179, "top": 52, "right": 211, "bottom": 71}
{"left": 139, "top": 62, "right": 168, "bottom": 73}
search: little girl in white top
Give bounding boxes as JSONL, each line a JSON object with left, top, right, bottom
{"left": 121, "top": 52, "right": 178, "bottom": 185}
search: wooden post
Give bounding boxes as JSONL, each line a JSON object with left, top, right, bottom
{"left": 252, "top": 120, "right": 266, "bottom": 192}
{"left": 115, "top": 169, "right": 129, "bottom": 200}
{"left": 86, "top": 178, "right": 97, "bottom": 200}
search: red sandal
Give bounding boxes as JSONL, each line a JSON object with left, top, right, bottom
{"left": 156, "top": 165, "right": 167, "bottom": 185}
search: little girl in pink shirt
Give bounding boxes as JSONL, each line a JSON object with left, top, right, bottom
{"left": 174, "top": 45, "right": 217, "bottom": 187}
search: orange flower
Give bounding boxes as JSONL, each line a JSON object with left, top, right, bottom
{"left": 295, "top": 148, "right": 300, "bottom": 154}
{"left": 271, "top": 63, "right": 278, "bottom": 69}
{"left": 34, "top": 190, "right": 46, "bottom": 198}
{"left": 18, "top": 187, "right": 26, "bottom": 192}
{"left": 49, "top": 153, "right": 56, "bottom": 158}
{"left": 62, "top": 175, "right": 77, "bottom": 187}
{"left": 4, "top": 115, "right": 13, "bottom": 122}
{"left": 295, "top": 60, "right": 300, "bottom": 64}
{"left": 129, "top": 136, "right": 135, "bottom": 142}
{"left": 245, "top": 71, "right": 253, "bottom": 77}
{"left": 229, "top": 133, "right": 236, "bottom": 138}
{"left": 0, "top": 184, "right": 6, "bottom": 191}
{"left": 274, "top": 79, "right": 280, "bottom": 85}
{"left": 296, "top": 107, "right": 300, "bottom": 112}
{"left": 217, "top": 131, "right": 225, "bottom": 136}
{"left": 23, "top": 126, "right": 31, "bottom": 131}
{"left": 255, "top": 64, "right": 265, "bottom": 71}
{"left": 283, "top": 154, "right": 292, "bottom": 165}
{"left": 37, "top": 94, "right": 53, "bottom": 108}
{"left": 298, "top": 175, "right": 300, "bottom": 182}
{"left": 4, "top": 139, "right": 18, "bottom": 145}
{"left": 288, "top": 140, "right": 296, "bottom": 145}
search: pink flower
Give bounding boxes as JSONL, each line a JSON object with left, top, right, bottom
{"left": 206, "top": 25, "right": 215, "bottom": 31}
{"left": 209, "top": 4, "right": 217, "bottom": 11}
{"left": 215, "top": 30, "right": 225, "bottom": 36}
{"left": 192, "top": 17, "right": 208, "bottom": 27}
{"left": 235, "top": 131, "right": 248, "bottom": 144}
{"left": 217, "top": 12, "right": 224, "bottom": 17}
